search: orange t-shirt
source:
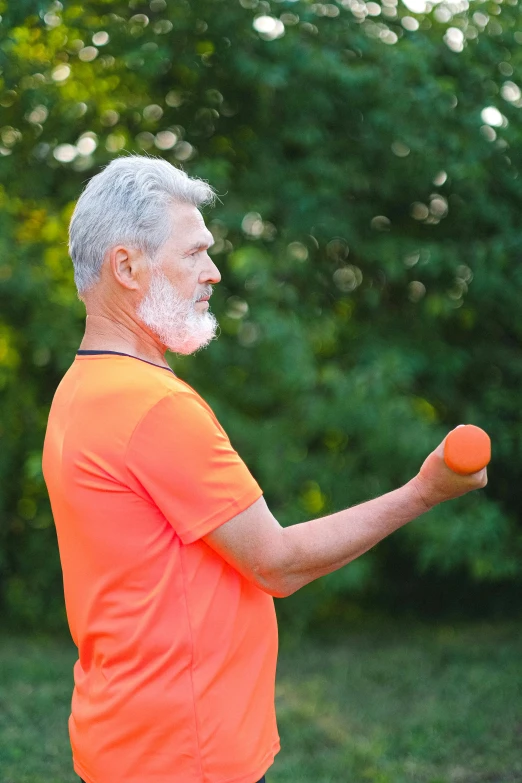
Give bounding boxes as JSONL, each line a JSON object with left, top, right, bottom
{"left": 42, "top": 352, "right": 280, "bottom": 783}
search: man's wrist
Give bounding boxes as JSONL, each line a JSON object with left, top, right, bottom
{"left": 404, "top": 476, "right": 433, "bottom": 516}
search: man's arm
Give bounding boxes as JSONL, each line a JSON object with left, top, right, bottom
{"left": 203, "top": 433, "right": 488, "bottom": 598}
{"left": 203, "top": 480, "right": 427, "bottom": 598}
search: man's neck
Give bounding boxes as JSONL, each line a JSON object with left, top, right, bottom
{"left": 79, "top": 316, "right": 170, "bottom": 369}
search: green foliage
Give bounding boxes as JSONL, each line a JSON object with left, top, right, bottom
{"left": 1, "top": 0, "right": 522, "bottom": 630}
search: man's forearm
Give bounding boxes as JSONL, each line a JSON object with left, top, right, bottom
{"left": 271, "top": 479, "right": 430, "bottom": 597}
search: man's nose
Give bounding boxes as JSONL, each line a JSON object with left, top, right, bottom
{"left": 202, "top": 256, "right": 221, "bottom": 285}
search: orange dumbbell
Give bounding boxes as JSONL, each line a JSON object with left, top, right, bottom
{"left": 444, "top": 424, "right": 491, "bottom": 475}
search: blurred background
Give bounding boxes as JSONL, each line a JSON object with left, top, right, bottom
{"left": 0, "top": 0, "right": 521, "bottom": 781}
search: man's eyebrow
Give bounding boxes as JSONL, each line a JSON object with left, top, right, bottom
{"left": 184, "top": 237, "right": 215, "bottom": 255}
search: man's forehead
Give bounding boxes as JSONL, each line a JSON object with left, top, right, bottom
{"left": 167, "top": 202, "right": 212, "bottom": 246}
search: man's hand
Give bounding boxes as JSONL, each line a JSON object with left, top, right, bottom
{"left": 412, "top": 427, "right": 488, "bottom": 512}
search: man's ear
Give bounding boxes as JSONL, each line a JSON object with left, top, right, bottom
{"left": 109, "top": 245, "right": 142, "bottom": 291}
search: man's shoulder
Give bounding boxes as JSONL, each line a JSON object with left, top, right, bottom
{"left": 48, "top": 355, "right": 206, "bottom": 433}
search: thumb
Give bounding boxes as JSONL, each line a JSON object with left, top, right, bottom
{"left": 435, "top": 424, "right": 466, "bottom": 466}
{"left": 438, "top": 424, "right": 466, "bottom": 459}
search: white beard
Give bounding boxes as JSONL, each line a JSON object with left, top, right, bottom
{"left": 137, "top": 268, "right": 218, "bottom": 355}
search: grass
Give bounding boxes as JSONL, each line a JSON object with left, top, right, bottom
{"left": 0, "top": 622, "right": 521, "bottom": 783}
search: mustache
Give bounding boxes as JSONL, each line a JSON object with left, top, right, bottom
{"left": 195, "top": 286, "right": 213, "bottom": 302}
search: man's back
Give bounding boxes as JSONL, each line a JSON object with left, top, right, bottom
{"left": 43, "top": 351, "right": 279, "bottom": 783}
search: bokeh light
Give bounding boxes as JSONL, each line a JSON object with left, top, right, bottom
{"left": 444, "top": 27, "right": 464, "bottom": 52}
{"left": 481, "top": 106, "right": 504, "bottom": 127}
{"left": 253, "top": 16, "right": 285, "bottom": 40}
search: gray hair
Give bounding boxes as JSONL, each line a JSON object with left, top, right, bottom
{"left": 68, "top": 153, "right": 216, "bottom": 297}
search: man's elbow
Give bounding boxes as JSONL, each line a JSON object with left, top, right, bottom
{"left": 253, "top": 564, "right": 298, "bottom": 598}
{"left": 249, "top": 526, "right": 300, "bottom": 598}
{"left": 255, "top": 576, "right": 293, "bottom": 598}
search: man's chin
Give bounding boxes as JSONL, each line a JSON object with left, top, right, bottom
{"left": 164, "top": 322, "right": 219, "bottom": 355}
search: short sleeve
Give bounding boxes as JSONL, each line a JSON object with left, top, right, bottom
{"left": 125, "top": 390, "right": 263, "bottom": 544}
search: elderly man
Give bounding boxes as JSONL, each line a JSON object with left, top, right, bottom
{"left": 42, "top": 154, "right": 487, "bottom": 783}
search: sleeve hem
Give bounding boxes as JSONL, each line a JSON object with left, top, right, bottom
{"left": 180, "top": 484, "right": 264, "bottom": 545}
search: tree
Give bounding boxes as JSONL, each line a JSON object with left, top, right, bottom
{"left": 1, "top": 0, "right": 521, "bottom": 630}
